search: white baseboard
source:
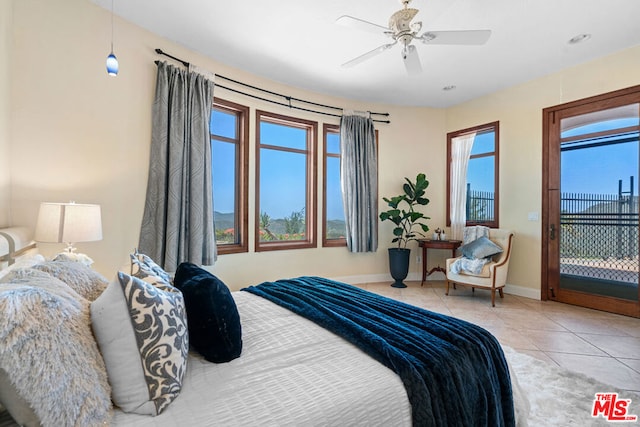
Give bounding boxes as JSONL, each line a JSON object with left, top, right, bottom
{"left": 330, "top": 273, "right": 542, "bottom": 301}
{"left": 504, "top": 283, "right": 541, "bottom": 300}
{"left": 330, "top": 273, "right": 391, "bottom": 285}
{"left": 331, "top": 271, "right": 442, "bottom": 285}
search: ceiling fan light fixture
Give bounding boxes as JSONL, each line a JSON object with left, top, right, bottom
{"left": 420, "top": 33, "right": 436, "bottom": 43}
{"left": 568, "top": 33, "right": 591, "bottom": 45}
{"left": 337, "top": 0, "right": 491, "bottom": 74}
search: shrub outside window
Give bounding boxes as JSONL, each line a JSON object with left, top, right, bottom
{"left": 256, "top": 110, "right": 317, "bottom": 251}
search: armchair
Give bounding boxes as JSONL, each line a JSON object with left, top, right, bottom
{"left": 445, "top": 229, "right": 514, "bottom": 307}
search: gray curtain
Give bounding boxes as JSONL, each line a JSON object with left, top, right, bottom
{"left": 139, "top": 61, "right": 217, "bottom": 271}
{"left": 340, "top": 114, "right": 378, "bottom": 252}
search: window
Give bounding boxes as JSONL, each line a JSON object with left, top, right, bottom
{"left": 210, "top": 98, "right": 249, "bottom": 254}
{"left": 256, "top": 110, "right": 317, "bottom": 251}
{"left": 447, "top": 121, "right": 499, "bottom": 228}
{"left": 323, "top": 124, "right": 347, "bottom": 247}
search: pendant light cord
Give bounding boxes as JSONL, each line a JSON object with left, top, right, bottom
{"left": 110, "top": 0, "right": 114, "bottom": 52}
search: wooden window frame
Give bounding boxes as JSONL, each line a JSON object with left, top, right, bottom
{"left": 446, "top": 121, "right": 500, "bottom": 228}
{"left": 323, "top": 124, "right": 346, "bottom": 247}
{"left": 255, "top": 110, "right": 318, "bottom": 252}
{"left": 211, "top": 98, "right": 249, "bottom": 255}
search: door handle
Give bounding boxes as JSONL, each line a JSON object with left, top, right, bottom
{"left": 550, "top": 224, "right": 556, "bottom": 240}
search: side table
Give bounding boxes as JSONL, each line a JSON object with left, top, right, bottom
{"left": 418, "top": 239, "right": 462, "bottom": 286}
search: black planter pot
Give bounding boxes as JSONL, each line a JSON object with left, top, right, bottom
{"left": 388, "top": 247, "right": 411, "bottom": 288}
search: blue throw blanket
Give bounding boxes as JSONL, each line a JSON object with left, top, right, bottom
{"left": 242, "top": 277, "right": 515, "bottom": 427}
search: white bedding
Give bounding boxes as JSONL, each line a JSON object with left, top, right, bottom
{"left": 111, "top": 291, "right": 413, "bottom": 426}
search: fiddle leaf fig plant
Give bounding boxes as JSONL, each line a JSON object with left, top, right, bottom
{"left": 379, "top": 173, "right": 431, "bottom": 248}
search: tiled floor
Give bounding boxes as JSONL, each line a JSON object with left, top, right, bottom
{"left": 356, "top": 280, "right": 640, "bottom": 393}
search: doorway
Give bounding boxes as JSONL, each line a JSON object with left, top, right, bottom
{"left": 542, "top": 86, "right": 640, "bottom": 318}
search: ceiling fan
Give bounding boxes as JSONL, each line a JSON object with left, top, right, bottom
{"left": 337, "top": 0, "right": 491, "bottom": 75}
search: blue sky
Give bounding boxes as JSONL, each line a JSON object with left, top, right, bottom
{"left": 561, "top": 118, "right": 639, "bottom": 196}
{"left": 212, "top": 112, "right": 639, "bottom": 219}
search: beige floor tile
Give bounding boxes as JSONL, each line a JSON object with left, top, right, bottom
{"left": 546, "top": 352, "right": 640, "bottom": 392}
{"left": 483, "top": 326, "right": 541, "bottom": 351}
{"left": 514, "top": 349, "right": 558, "bottom": 365}
{"left": 447, "top": 309, "right": 507, "bottom": 329}
{"left": 619, "top": 358, "right": 640, "bottom": 375}
{"left": 545, "top": 313, "right": 630, "bottom": 336}
{"left": 494, "top": 308, "right": 567, "bottom": 332}
{"left": 604, "top": 317, "right": 640, "bottom": 338}
{"left": 577, "top": 333, "right": 640, "bottom": 359}
{"left": 514, "top": 329, "right": 608, "bottom": 355}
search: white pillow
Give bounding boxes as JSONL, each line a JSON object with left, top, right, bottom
{"left": 91, "top": 272, "right": 189, "bottom": 415}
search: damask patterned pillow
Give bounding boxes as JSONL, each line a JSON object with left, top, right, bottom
{"left": 90, "top": 272, "right": 189, "bottom": 415}
{"left": 130, "top": 250, "right": 172, "bottom": 283}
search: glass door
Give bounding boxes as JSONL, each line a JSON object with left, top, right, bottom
{"left": 543, "top": 87, "right": 640, "bottom": 317}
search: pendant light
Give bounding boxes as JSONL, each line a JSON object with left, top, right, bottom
{"left": 106, "top": 0, "right": 119, "bottom": 76}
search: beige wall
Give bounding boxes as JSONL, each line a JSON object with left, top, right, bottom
{"left": 0, "top": 0, "right": 12, "bottom": 227}
{"left": 445, "top": 46, "right": 640, "bottom": 296}
{"left": 8, "top": 0, "right": 640, "bottom": 294}
{"left": 8, "top": 0, "right": 444, "bottom": 289}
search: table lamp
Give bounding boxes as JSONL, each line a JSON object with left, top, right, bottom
{"left": 35, "top": 202, "right": 102, "bottom": 265}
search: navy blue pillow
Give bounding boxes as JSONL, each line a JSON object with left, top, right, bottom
{"left": 173, "top": 262, "right": 242, "bottom": 363}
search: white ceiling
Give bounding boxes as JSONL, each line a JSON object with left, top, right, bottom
{"left": 91, "top": 0, "right": 640, "bottom": 108}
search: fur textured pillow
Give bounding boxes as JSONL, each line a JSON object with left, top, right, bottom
{"left": 0, "top": 276, "right": 112, "bottom": 426}
{"left": 173, "top": 262, "right": 242, "bottom": 363}
{"left": 91, "top": 272, "right": 189, "bottom": 415}
{"left": 0, "top": 254, "right": 45, "bottom": 282}
{"left": 32, "top": 260, "right": 109, "bottom": 301}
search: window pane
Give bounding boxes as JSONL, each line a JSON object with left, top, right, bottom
{"left": 326, "top": 156, "right": 346, "bottom": 239}
{"left": 212, "top": 139, "right": 237, "bottom": 244}
{"left": 259, "top": 148, "right": 307, "bottom": 242}
{"left": 447, "top": 121, "right": 499, "bottom": 228}
{"left": 326, "top": 132, "right": 340, "bottom": 154}
{"left": 467, "top": 156, "right": 495, "bottom": 222}
{"left": 561, "top": 104, "right": 639, "bottom": 139}
{"left": 470, "top": 130, "right": 495, "bottom": 155}
{"left": 261, "top": 121, "right": 307, "bottom": 150}
{"left": 211, "top": 110, "right": 237, "bottom": 139}
{"left": 210, "top": 99, "right": 249, "bottom": 254}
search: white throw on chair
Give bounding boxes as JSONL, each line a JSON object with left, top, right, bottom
{"left": 445, "top": 228, "right": 514, "bottom": 307}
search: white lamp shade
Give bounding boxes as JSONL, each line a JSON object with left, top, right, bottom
{"left": 35, "top": 202, "right": 103, "bottom": 244}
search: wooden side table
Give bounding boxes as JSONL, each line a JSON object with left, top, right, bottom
{"left": 418, "top": 239, "right": 462, "bottom": 286}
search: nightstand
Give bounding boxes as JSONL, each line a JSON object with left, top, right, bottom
{"left": 418, "top": 239, "right": 462, "bottom": 286}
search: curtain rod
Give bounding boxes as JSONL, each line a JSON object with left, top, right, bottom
{"left": 154, "top": 48, "right": 391, "bottom": 124}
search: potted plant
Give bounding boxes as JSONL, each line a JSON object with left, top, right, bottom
{"left": 379, "top": 173, "right": 431, "bottom": 287}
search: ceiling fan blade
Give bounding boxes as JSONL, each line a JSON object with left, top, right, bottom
{"left": 402, "top": 45, "right": 422, "bottom": 75}
{"left": 342, "top": 42, "right": 397, "bottom": 68}
{"left": 419, "top": 29, "right": 491, "bottom": 45}
{"left": 336, "top": 15, "right": 391, "bottom": 36}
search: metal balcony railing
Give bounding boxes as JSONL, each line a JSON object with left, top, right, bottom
{"left": 467, "top": 189, "right": 639, "bottom": 284}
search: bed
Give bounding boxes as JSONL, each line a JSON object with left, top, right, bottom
{"left": 0, "top": 228, "right": 528, "bottom": 427}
